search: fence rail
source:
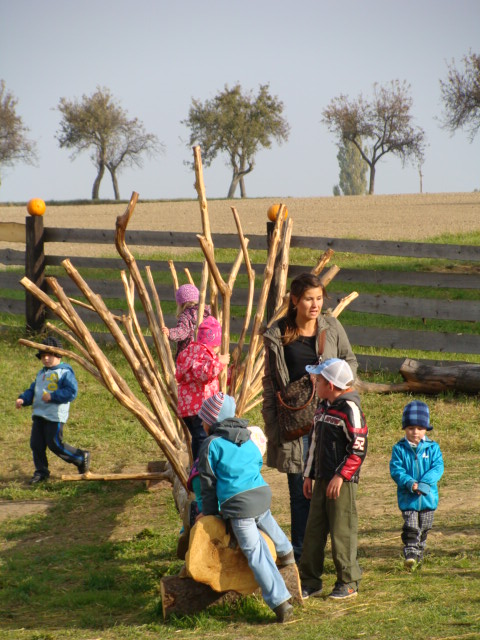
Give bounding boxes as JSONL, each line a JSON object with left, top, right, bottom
{"left": 1, "top": 218, "right": 479, "bottom": 373}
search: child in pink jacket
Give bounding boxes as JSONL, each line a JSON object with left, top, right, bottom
{"left": 175, "top": 316, "right": 230, "bottom": 459}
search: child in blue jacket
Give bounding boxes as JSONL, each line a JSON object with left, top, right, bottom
{"left": 15, "top": 336, "right": 90, "bottom": 484}
{"left": 390, "top": 400, "right": 444, "bottom": 569}
{"left": 197, "top": 392, "right": 295, "bottom": 623}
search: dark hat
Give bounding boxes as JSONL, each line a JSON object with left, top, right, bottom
{"left": 402, "top": 400, "right": 432, "bottom": 431}
{"left": 36, "top": 336, "right": 62, "bottom": 359}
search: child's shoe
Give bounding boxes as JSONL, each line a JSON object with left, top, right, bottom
{"left": 276, "top": 549, "right": 295, "bottom": 567}
{"left": 78, "top": 451, "right": 90, "bottom": 474}
{"left": 29, "top": 472, "right": 47, "bottom": 485}
{"left": 273, "top": 600, "right": 293, "bottom": 623}
{"left": 328, "top": 582, "right": 358, "bottom": 600}
{"left": 404, "top": 555, "right": 418, "bottom": 570}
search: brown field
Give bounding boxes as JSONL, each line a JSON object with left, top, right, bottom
{"left": 1, "top": 192, "right": 480, "bottom": 257}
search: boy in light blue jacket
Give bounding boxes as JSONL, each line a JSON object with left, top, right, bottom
{"left": 390, "top": 400, "right": 444, "bottom": 569}
{"left": 15, "top": 337, "right": 90, "bottom": 484}
{"left": 197, "top": 392, "right": 295, "bottom": 623}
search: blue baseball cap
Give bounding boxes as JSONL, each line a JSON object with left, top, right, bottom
{"left": 306, "top": 358, "right": 354, "bottom": 390}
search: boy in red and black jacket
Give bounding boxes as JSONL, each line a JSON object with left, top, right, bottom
{"left": 298, "top": 358, "right": 368, "bottom": 601}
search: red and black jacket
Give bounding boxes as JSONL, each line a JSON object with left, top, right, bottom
{"left": 304, "top": 390, "right": 368, "bottom": 483}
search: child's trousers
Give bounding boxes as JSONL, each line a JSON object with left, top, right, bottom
{"left": 30, "top": 416, "right": 84, "bottom": 477}
{"left": 401, "top": 509, "right": 435, "bottom": 560}
{"left": 230, "top": 509, "right": 292, "bottom": 610}
{"left": 299, "top": 478, "right": 362, "bottom": 590}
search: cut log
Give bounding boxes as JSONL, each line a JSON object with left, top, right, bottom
{"left": 399, "top": 358, "right": 480, "bottom": 393}
{"left": 160, "top": 575, "right": 241, "bottom": 619}
{"left": 186, "top": 515, "right": 277, "bottom": 594}
{"left": 184, "top": 515, "right": 302, "bottom": 604}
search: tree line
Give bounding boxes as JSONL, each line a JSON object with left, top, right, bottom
{"left": 1, "top": 51, "right": 479, "bottom": 200}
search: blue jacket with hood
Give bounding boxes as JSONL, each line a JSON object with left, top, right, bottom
{"left": 390, "top": 436, "right": 444, "bottom": 512}
{"left": 18, "top": 362, "right": 78, "bottom": 424}
{"left": 198, "top": 417, "right": 271, "bottom": 519}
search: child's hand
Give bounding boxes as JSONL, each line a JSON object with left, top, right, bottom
{"left": 161, "top": 327, "right": 170, "bottom": 337}
{"left": 42, "top": 391, "right": 51, "bottom": 403}
{"left": 15, "top": 399, "right": 24, "bottom": 409}
{"left": 412, "top": 482, "right": 419, "bottom": 493}
{"left": 326, "top": 474, "right": 344, "bottom": 500}
{"left": 303, "top": 478, "right": 313, "bottom": 499}
{"left": 218, "top": 353, "right": 230, "bottom": 366}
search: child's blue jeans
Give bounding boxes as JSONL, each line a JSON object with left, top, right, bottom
{"left": 229, "top": 509, "right": 292, "bottom": 610}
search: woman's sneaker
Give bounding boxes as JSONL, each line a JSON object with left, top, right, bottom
{"left": 328, "top": 582, "right": 358, "bottom": 600}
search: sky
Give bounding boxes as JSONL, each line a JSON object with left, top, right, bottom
{"left": 0, "top": 0, "right": 479, "bottom": 203}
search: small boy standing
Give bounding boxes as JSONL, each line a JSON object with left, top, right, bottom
{"left": 15, "top": 336, "right": 90, "bottom": 484}
{"left": 197, "top": 392, "right": 295, "bottom": 623}
{"left": 390, "top": 400, "right": 444, "bottom": 569}
{"left": 299, "top": 358, "right": 367, "bottom": 601}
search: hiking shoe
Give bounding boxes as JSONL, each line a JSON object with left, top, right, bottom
{"left": 328, "top": 582, "right": 358, "bottom": 600}
{"left": 404, "top": 556, "right": 418, "bottom": 570}
{"left": 301, "top": 583, "right": 323, "bottom": 599}
{"left": 276, "top": 549, "right": 295, "bottom": 567}
{"left": 274, "top": 600, "right": 294, "bottom": 623}
{"left": 78, "top": 451, "right": 90, "bottom": 474}
{"left": 29, "top": 472, "right": 47, "bottom": 485}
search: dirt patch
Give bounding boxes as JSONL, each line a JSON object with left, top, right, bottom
{"left": 0, "top": 500, "right": 52, "bottom": 522}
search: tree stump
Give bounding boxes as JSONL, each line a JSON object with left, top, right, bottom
{"left": 160, "top": 575, "right": 241, "bottom": 619}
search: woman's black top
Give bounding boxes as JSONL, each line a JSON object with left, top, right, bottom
{"left": 283, "top": 335, "right": 317, "bottom": 382}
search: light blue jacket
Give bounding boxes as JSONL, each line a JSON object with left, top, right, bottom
{"left": 198, "top": 417, "right": 271, "bottom": 519}
{"left": 18, "top": 362, "right": 78, "bottom": 424}
{"left": 390, "top": 436, "right": 444, "bottom": 512}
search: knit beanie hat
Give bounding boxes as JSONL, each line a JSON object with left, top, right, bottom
{"left": 197, "top": 316, "right": 222, "bottom": 347}
{"left": 36, "top": 336, "right": 62, "bottom": 359}
{"left": 175, "top": 284, "right": 199, "bottom": 305}
{"left": 198, "top": 392, "right": 236, "bottom": 426}
{"left": 402, "top": 400, "right": 432, "bottom": 431}
{"left": 305, "top": 358, "right": 354, "bottom": 390}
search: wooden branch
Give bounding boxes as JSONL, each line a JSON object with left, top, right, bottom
{"left": 145, "top": 266, "right": 176, "bottom": 385}
{"left": 275, "top": 217, "right": 293, "bottom": 312}
{"left": 331, "top": 291, "right": 359, "bottom": 318}
{"left": 311, "top": 248, "right": 335, "bottom": 276}
{"left": 236, "top": 206, "right": 286, "bottom": 415}
{"left": 193, "top": 146, "right": 218, "bottom": 317}
{"left": 195, "top": 262, "right": 209, "bottom": 340}
{"left": 320, "top": 265, "right": 340, "bottom": 288}
{"left": 61, "top": 471, "right": 173, "bottom": 482}
{"left": 184, "top": 268, "right": 194, "bottom": 285}
{"left": 168, "top": 260, "right": 179, "bottom": 294}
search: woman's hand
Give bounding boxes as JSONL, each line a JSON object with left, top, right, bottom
{"left": 303, "top": 477, "right": 313, "bottom": 499}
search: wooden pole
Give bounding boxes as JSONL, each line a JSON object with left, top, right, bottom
{"left": 25, "top": 215, "right": 45, "bottom": 333}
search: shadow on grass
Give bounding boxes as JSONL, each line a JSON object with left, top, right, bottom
{"left": 0, "top": 479, "right": 182, "bottom": 632}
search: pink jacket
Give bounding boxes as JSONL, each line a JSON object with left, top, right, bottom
{"left": 175, "top": 342, "right": 225, "bottom": 417}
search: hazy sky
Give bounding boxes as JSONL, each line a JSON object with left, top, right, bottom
{"left": 1, "top": 0, "right": 479, "bottom": 203}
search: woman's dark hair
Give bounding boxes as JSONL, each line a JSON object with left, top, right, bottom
{"left": 282, "top": 273, "right": 327, "bottom": 344}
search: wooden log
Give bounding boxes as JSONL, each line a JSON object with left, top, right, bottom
{"left": 160, "top": 575, "right": 241, "bottom": 619}
{"left": 61, "top": 471, "right": 171, "bottom": 482}
{"left": 184, "top": 515, "right": 303, "bottom": 604}
{"left": 399, "top": 358, "right": 480, "bottom": 394}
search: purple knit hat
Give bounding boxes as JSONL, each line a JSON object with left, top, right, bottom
{"left": 197, "top": 316, "right": 222, "bottom": 347}
{"left": 175, "top": 284, "right": 199, "bottom": 305}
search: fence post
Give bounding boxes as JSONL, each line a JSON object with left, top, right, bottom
{"left": 25, "top": 215, "right": 46, "bottom": 333}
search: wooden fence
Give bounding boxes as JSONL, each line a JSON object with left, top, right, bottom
{"left": 1, "top": 216, "right": 479, "bottom": 373}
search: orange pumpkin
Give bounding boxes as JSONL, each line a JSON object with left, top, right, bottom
{"left": 267, "top": 203, "right": 288, "bottom": 222}
{"left": 27, "top": 198, "right": 46, "bottom": 216}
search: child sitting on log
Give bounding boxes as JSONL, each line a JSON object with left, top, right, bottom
{"left": 196, "top": 392, "right": 295, "bottom": 623}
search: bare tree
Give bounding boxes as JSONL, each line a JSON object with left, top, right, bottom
{"left": 0, "top": 80, "right": 37, "bottom": 188}
{"left": 440, "top": 51, "right": 480, "bottom": 142}
{"left": 56, "top": 87, "right": 162, "bottom": 200}
{"left": 182, "top": 84, "right": 289, "bottom": 198}
{"left": 322, "top": 80, "right": 426, "bottom": 194}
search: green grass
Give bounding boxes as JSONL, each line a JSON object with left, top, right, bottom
{"left": 1, "top": 330, "right": 480, "bottom": 639}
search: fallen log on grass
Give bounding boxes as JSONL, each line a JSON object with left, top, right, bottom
{"left": 355, "top": 358, "right": 480, "bottom": 395}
